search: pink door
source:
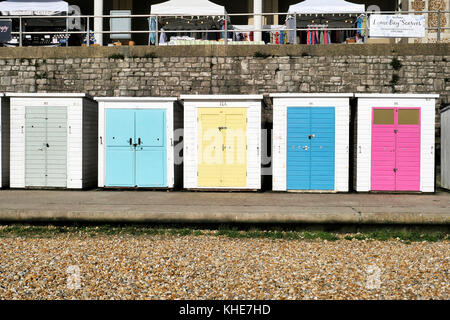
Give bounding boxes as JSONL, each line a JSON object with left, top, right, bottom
{"left": 371, "top": 108, "right": 421, "bottom": 191}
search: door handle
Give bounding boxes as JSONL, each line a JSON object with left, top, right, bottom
{"left": 138, "top": 138, "right": 142, "bottom": 145}
{"left": 45, "top": 143, "right": 49, "bottom": 148}
{"left": 129, "top": 138, "right": 133, "bottom": 146}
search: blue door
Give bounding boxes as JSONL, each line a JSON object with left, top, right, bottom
{"left": 287, "top": 107, "right": 335, "bottom": 190}
{"left": 105, "top": 109, "right": 167, "bottom": 187}
{"left": 135, "top": 110, "right": 166, "bottom": 187}
{"left": 105, "top": 109, "right": 135, "bottom": 187}
{"left": 287, "top": 107, "right": 311, "bottom": 190}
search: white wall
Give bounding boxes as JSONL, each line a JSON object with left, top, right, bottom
{"left": 356, "top": 97, "right": 436, "bottom": 192}
{"left": 97, "top": 99, "right": 175, "bottom": 188}
{"left": 272, "top": 97, "right": 350, "bottom": 192}
{"left": 183, "top": 99, "right": 262, "bottom": 190}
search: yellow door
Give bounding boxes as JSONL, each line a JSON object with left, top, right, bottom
{"left": 198, "top": 108, "right": 223, "bottom": 187}
{"left": 198, "top": 108, "right": 247, "bottom": 187}
{"left": 222, "top": 109, "right": 247, "bottom": 187}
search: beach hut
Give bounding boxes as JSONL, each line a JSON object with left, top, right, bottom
{"left": 271, "top": 93, "right": 352, "bottom": 192}
{"left": 354, "top": 94, "right": 438, "bottom": 192}
{"left": 181, "top": 95, "right": 263, "bottom": 190}
{"left": 95, "top": 97, "right": 182, "bottom": 189}
{"left": 8, "top": 93, "right": 98, "bottom": 189}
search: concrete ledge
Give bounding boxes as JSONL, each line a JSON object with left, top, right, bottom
{"left": 0, "top": 210, "right": 449, "bottom": 225}
{"left": 0, "top": 43, "right": 448, "bottom": 59}
{"left": 0, "top": 190, "right": 448, "bottom": 225}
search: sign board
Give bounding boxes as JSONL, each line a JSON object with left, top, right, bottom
{"left": 369, "top": 15, "right": 426, "bottom": 38}
{"left": 0, "top": 19, "right": 12, "bottom": 42}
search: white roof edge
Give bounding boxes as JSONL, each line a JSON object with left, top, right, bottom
{"left": 0, "top": 93, "right": 4, "bottom": 97}
{"left": 181, "top": 95, "right": 264, "bottom": 100}
{"left": 5, "top": 93, "right": 91, "bottom": 98}
{"left": 355, "top": 94, "right": 440, "bottom": 99}
{"left": 270, "top": 93, "right": 354, "bottom": 98}
{"left": 440, "top": 106, "right": 450, "bottom": 113}
{"left": 94, "top": 97, "right": 178, "bottom": 102}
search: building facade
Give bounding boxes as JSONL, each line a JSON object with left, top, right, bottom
{"left": 70, "top": 0, "right": 400, "bottom": 45}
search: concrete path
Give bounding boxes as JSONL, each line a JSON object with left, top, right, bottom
{"left": 0, "top": 190, "right": 449, "bottom": 224}
{"left": 0, "top": 190, "right": 450, "bottom": 225}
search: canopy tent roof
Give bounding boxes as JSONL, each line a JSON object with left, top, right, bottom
{"left": 150, "top": 0, "right": 229, "bottom": 32}
{"left": 288, "top": 0, "right": 365, "bottom": 14}
{"left": 151, "top": 0, "right": 227, "bottom": 16}
{"left": 0, "top": 0, "right": 68, "bottom": 15}
{"left": 287, "top": 0, "right": 365, "bottom": 28}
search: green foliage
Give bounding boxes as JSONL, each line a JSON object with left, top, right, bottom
{"left": 253, "top": 52, "right": 271, "bottom": 59}
{"left": 0, "top": 224, "right": 447, "bottom": 243}
{"left": 108, "top": 54, "right": 125, "bottom": 60}
{"left": 390, "top": 57, "right": 403, "bottom": 71}
{"left": 34, "top": 72, "right": 48, "bottom": 80}
{"left": 390, "top": 74, "right": 400, "bottom": 92}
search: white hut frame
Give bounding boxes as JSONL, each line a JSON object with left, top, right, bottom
{"left": 0, "top": 94, "right": 9, "bottom": 188}
{"left": 7, "top": 93, "right": 98, "bottom": 189}
{"left": 271, "top": 93, "right": 352, "bottom": 192}
{"left": 355, "top": 94, "right": 438, "bottom": 193}
{"left": 95, "top": 97, "right": 182, "bottom": 189}
{"left": 441, "top": 106, "right": 450, "bottom": 190}
{"left": 181, "top": 95, "right": 263, "bottom": 190}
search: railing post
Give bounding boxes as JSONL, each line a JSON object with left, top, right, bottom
{"left": 365, "top": 12, "right": 369, "bottom": 43}
{"left": 224, "top": 15, "right": 228, "bottom": 45}
{"left": 86, "top": 16, "right": 90, "bottom": 47}
{"left": 19, "top": 16, "right": 22, "bottom": 47}
{"left": 155, "top": 16, "right": 159, "bottom": 46}
{"left": 293, "top": 13, "right": 297, "bottom": 44}
{"left": 66, "top": 12, "right": 69, "bottom": 47}
{"left": 437, "top": 10, "right": 441, "bottom": 42}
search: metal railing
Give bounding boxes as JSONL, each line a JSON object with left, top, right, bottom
{"left": 0, "top": 10, "right": 449, "bottom": 47}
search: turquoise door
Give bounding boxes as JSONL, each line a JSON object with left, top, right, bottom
{"left": 287, "top": 107, "right": 335, "bottom": 190}
{"left": 105, "top": 109, "right": 167, "bottom": 187}
{"left": 135, "top": 110, "right": 166, "bottom": 187}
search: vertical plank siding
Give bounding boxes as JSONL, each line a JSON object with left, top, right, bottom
{"left": 272, "top": 95, "right": 351, "bottom": 192}
{"left": 9, "top": 95, "right": 98, "bottom": 189}
{"left": 182, "top": 96, "right": 263, "bottom": 190}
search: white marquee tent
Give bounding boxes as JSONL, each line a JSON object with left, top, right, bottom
{"left": 288, "top": 0, "right": 365, "bottom": 14}
{"left": 0, "top": 0, "right": 68, "bottom": 15}
{"left": 286, "top": 0, "right": 365, "bottom": 29}
{"left": 151, "top": 0, "right": 227, "bottom": 16}
{"left": 149, "top": 0, "right": 230, "bottom": 43}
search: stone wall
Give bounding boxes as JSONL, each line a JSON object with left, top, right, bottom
{"left": 0, "top": 44, "right": 448, "bottom": 104}
{"left": 0, "top": 44, "right": 448, "bottom": 185}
